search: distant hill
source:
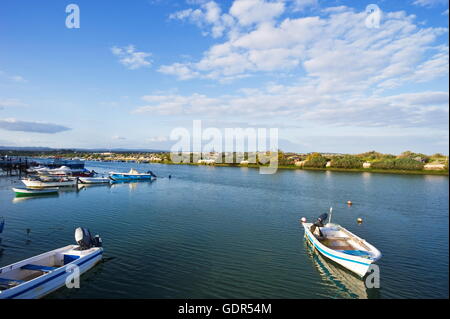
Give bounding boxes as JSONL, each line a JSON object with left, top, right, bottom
{"left": 0, "top": 146, "right": 168, "bottom": 153}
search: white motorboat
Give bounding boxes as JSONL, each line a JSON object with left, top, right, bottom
{"left": 301, "top": 210, "right": 381, "bottom": 278}
{"left": 21, "top": 177, "right": 78, "bottom": 188}
{"left": 78, "top": 177, "right": 111, "bottom": 184}
{"left": 0, "top": 228, "right": 103, "bottom": 299}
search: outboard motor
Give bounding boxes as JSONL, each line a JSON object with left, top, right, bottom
{"left": 75, "top": 227, "right": 102, "bottom": 250}
{"left": 94, "top": 234, "right": 103, "bottom": 248}
{"left": 310, "top": 213, "right": 328, "bottom": 237}
{"left": 147, "top": 170, "right": 157, "bottom": 178}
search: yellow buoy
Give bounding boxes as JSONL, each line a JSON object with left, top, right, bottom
{"left": 347, "top": 200, "right": 353, "bottom": 205}
{"left": 357, "top": 217, "right": 363, "bottom": 224}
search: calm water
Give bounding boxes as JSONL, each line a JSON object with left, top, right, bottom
{"left": 0, "top": 162, "right": 448, "bottom": 299}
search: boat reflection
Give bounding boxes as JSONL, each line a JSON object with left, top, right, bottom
{"left": 12, "top": 193, "right": 59, "bottom": 203}
{"left": 77, "top": 183, "right": 112, "bottom": 191}
{"left": 304, "top": 241, "right": 380, "bottom": 299}
{"left": 110, "top": 179, "right": 155, "bottom": 191}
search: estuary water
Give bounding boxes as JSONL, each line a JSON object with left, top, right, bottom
{"left": 0, "top": 161, "right": 448, "bottom": 299}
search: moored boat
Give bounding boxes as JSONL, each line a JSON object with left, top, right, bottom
{"left": 0, "top": 227, "right": 103, "bottom": 299}
{"left": 79, "top": 177, "right": 111, "bottom": 184}
{"left": 21, "top": 177, "right": 78, "bottom": 188}
{"left": 12, "top": 187, "right": 59, "bottom": 197}
{"left": 301, "top": 211, "right": 381, "bottom": 278}
{"left": 36, "top": 166, "right": 95, "bottom": 177}
{"left": 109, "top": 168, "right": 156, "bottom": 181}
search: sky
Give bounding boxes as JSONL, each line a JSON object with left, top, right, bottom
{"left": 0, "top": 0, "right": 448, "bottom": 154}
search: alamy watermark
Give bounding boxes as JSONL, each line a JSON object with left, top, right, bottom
{"left": 365, "top": 264, "right": 380, "bottom": 289}
{"left": 65, "top": 264, "right": 80, "bottom": 289}
{"left": 65, "top": 4, "right": 80, "bottom": 29}
{"left": 169, "top": 120, "right": 279, "bottom": 174}
{"left": 365, "top": 4, "right": 382, "bottom": 29}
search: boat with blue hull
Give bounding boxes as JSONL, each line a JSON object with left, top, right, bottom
{"left": 0, "top": 227, "right": 102, "bottom": 299}
{"left": 109, "top": 168, "right": 156, "bottom": 181}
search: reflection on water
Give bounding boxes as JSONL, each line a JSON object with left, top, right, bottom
{"left": 304, "top": 240, "right": 380, "bottom": 299}
{"left": 12, "top": 194, "right": 59, "bottom": 203}
{"left": 109, "top": 180, "right": 156, "bottom": 191}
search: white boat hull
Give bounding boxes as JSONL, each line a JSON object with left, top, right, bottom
{"left": 21, "top": 179, "right": 77, "bottom": 188}
{"left": 302, "top": 223, "right": 380, "bottom": 278}
{"left": 79, "top": 177, "right": 110, "bottom": 184}
{"left": 0, "top": 245, "right": 102, "bottom": 299}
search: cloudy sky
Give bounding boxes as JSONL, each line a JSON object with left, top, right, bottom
{"left": 0, "top": 0, "right": 448, "bottom": 153}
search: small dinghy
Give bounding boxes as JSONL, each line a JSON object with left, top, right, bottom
{"left": 109, "top": 168, "right": 156, "bottom": 181}
{"left": 301, "top": 209, "right": 381, "bottom": 278}
{"left": 0, "top": 227, "right": 103, "bottom": 299}
{"left": 12, "top": 187, "right": 58, "bottom": 197}
{"left": 78, "top": 177, "right": 110, "bottom": 184}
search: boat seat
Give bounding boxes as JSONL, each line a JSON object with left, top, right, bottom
{"left": 324, "top": 236, "right": 349, "bottom": 240}
{"left": 21, "top": 264, "right": 58, "bottom": 272}
{"left": 0, "top": 277, "right": 25, "bottom": 286}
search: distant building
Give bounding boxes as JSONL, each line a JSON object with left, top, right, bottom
{"left": 295, "top": 160, "right": 306, "bottom": 167}
{"left": 363, "top": 162, "right": 371, "bottom": 169}
{"left": 424, "top": 163, "right": 446, "bottom": 170}
{"left": 198, "top": 159, "right": 215, "bottom": 165}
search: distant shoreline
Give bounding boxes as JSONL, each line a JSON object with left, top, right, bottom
{"left": 100, "top": 161, "right": 449, "bottom": 176}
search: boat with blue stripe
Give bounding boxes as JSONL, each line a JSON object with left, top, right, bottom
{"left": 0, "top": 227, "right": 103, "bottom": 299}
{"left": 301, "top": 210, "right": 381, "bottom": 278}
{"left": 109, "top": 168, "right": 156, "bottom": 182}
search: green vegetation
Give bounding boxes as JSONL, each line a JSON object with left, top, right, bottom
{"left": 356, "top": 150, "right": 395, "bottom": 161}
{"left": 331, "top": 155, "right": 364, "bottom": 169}
{"left": 303, "top": 153, "right": 327, "bottom": 168}
{"left": 371, "top": 158, "right": 425, "bottom": 170}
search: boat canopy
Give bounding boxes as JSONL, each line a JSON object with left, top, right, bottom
{"left": 129, "top": 168, "right": 139, "bottom": 174}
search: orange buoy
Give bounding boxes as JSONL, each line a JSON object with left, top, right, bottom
{"left": 347, "top": 200, "right": 353, "bottom": 206}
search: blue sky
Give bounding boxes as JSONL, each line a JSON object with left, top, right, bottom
{"left": 0, "top": 0, "right": 448, "bottom": 154}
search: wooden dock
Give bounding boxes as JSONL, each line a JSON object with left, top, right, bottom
{"left": 0, "top": 156, "right": 36, "bottom": 176}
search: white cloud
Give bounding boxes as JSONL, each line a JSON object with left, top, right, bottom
{"left": 163, "top": 3, "right": 449, "bottom": 88}
{"left": 148, "top": 136, "right": 169, "bottom": 142}
{"left": 156, "top": 1, "right": 449, "bottom": 136}
{"left": 0, "top": 71, "right": 27, "bottom": 83}
{"left": 10, "top": 75, "right": 27, "bottom": 83}
{"left": 0, "top": 118, "right": 71, "bottom": 134}
{"left": 112, "top": 135, "right": 127, "bottom": 140}
{"left": 290, "top": 0, "right": 318, "bottom": 12}
{"left": 0, "top": 98, "right": 27, "bottom": 108}
{"left": 132, "top": 88, "right": 449, "bottom": 129}
{"left": 413, "top": 0, "right": 448, "bottom": 7}
{"left": 169, "top": 1, "right": 235, "bottom": 38}
{"left": 158, "top": 63, "right": 199, "bottom": 80}
{"left": 229, "top": 0, "right": 285, "bottom": 26}
{"left": 111, "top": 45, "right": 152, "bottom": 70}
